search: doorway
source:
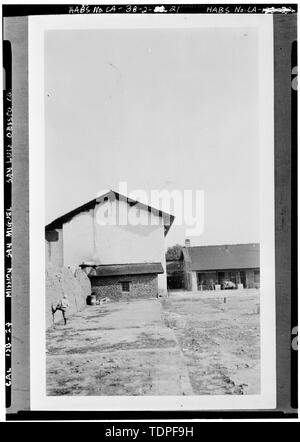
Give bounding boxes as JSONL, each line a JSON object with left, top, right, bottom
{"left": 240, "top": 271, "right": 246, "bottom": 288}
{"left": 217, "top": 272, "right": 225, "bottom": 286}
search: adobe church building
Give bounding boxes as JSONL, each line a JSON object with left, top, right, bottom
{"left": 45, "top": 190, "right": 174, "bottom": 300}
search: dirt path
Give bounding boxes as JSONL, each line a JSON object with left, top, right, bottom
{"left": 161, "top": 290, "right": 260, "bottom": 395}
{"left": 46, "top": 299, "right": 193, "bottom": 396}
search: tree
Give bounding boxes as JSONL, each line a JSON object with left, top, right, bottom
{"left": 166, "top": 244, "right": 183, "bottom": 261}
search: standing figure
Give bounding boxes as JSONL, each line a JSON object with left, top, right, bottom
{"left": 51, "top": 294, "right": 70, "bottom": 325}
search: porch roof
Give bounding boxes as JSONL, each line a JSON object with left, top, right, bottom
{"left": 80, "top": 262, "right": 164, "bottom": 277}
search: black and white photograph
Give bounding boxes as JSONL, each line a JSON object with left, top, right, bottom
{"left": 28, "top": 12, "right": 276, "bottom": 410}
{"left": 5, "top": 3, "right": 297, "bottom": 420}
{"left": 43, "top": 20, "right": 265, "bottom": 398}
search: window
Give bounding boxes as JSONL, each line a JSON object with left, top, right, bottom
{"left": 120, "top": 281, "right": 131, "bottom": 293}
{"left": 254, "top": 271, "right": 260, "bottom": 283}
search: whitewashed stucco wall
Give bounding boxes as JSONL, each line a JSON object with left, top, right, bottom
{"left": 61, "top": 199, "right": 167, "bottom": 290}
{"left": 63, "top": 209, "right": 94, "bottom": 266}
{"left": 46, "top": 228, "right": 64, "bottom": 268}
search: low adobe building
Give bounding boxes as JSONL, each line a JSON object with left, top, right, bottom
{"left": 182, "top": 240, "right": 260, "bottom": 291}
{"left": 45, "top": 190, "right": 174, "bottom": 299}
{"left": 166, "top": 241, "right": 260, "bottom": 291}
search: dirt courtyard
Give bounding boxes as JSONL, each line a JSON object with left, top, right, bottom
{"left": 162, "top": 290, "right": 260, "bottom": 395}
{"left": 46, "top": 290, "right": 260, "bottom": 396}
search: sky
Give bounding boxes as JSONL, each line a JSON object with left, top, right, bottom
{"left": 45, "top": 26, "right": 259, "bottom": 248}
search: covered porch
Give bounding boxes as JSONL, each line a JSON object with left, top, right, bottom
{"left": 195, "top": 268, "right": 260, "bottom": 291}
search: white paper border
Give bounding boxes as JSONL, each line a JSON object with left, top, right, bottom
{"left": 29, "top": 13, "right": 276, "bottom": 411}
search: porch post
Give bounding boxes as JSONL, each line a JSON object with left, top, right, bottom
{"left": 191, "top": 271, "right": 198, "bottom": 291}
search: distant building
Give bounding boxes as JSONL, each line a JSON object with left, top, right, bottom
{"left": 45, "top": 190, "right": 174, "bottom": 299}
{"left": 167, "top": 241, "right": 260, "bottom": 291}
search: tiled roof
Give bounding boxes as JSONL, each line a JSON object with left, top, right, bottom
{"left": 45, "top": 190, "right": 174, "bottom": 236}
{"left": 81, "top": 262, "right": 164, "bottom": 276}
{"left": 183, "top": 243, "right": 260, "bottom": 271}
